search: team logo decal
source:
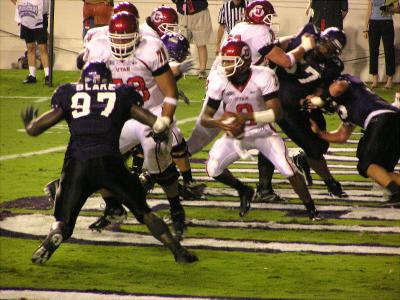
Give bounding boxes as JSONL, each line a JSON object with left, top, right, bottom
{"left": 249, "top": 5, "right": 265, "bottom": 18}
{"left": 241, "top": 45, "right": 251, "bottom": 60}
{"left": 151, "top": 11, "right": 163, "bottom": 23}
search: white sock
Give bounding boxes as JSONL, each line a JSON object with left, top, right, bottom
{"left": 44, "top": 67, "right": 50, "bottom": 76}
{"left": 29, "top": 66, "right": 36, "bottom": 77}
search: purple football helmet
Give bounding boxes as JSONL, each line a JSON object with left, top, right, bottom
{"left": 81, "top": 61, "right": 112, "bottom": 85}
{"left": 161, "top": 33, "right": 190, "bottom": 63}
{"left": 320, "top": 27, "right": 346, "bottom": 57}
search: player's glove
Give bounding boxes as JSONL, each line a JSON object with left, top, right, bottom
{"left": 21, "top": 105, "right": 38, "bottom": 127}
{"left": 148, "top": 130, "right": 169, "bottom": 144}
{"left": 178, "top": 59, "right": 195, "bottom": 74}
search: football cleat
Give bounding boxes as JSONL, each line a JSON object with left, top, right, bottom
{"left": 23, "top": 75, "right": 37, "bottom": 84}
{"left": 293, "top": 152, "right": 313, "bottom": 186}
{"left": 308, "top": 209, "right": 323, "bottom": 221}
{"left": 382, "top": 192, "right": 400, "bottom": 208}
{"left": 88, "top": 207, "right": 128, "bottom": 232}
{"left": 178, "top": 181, "right": 206, "bottom": 200}
{"left": 324, "top": 178, "right": 348, "bottom": 198}
{"left": 254, "top": 185, "right": 286, "bottom": 203}
{"left": 43, "top": 178, "right": 60, "bottom": 202}
{"left": 31, "top": 231, "right": 63, "bottom": 264}
{"left": 171, "top": 209, "right": 186, "bottom": 241}
{"left": 239, "top": 185, "right": 254, "bottom": 217}
{"left": 174, "top": 247, "right": 198, "bottom": 263}
{"left": 44, "top": 76, "right": 50, "bottom": 86}
{"left": 178, "top": 89, "right": 190, "bottom": 105}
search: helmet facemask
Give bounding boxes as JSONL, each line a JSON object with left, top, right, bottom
{"left": 109, "top": 31, "right": 140, "bottom": 60}
{"left": 218, "top": 55, "right": 245, "bottom": 78}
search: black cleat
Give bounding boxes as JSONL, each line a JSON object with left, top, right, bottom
{"left": 308, "top": 209, "right": 323, "bottom": 221}
{"left": 31, "top": 232, "right": 63, "bottom": 264}
{"left": 178, "top": 181, "right": 206, "bottom": 200}
{"left": 239, "top": 185, "right": 254, "bottom": 217}
{"left": 44, "top": 76, "right": 50, "bottom": 86}
{"left": 171, "top": 210, "right": 186, "bottom": 241}
{"left": 174, "top": 247, "right": 198, "bottom": 263}
{"left": 88, "top": 207, "right": 127, "bottom": 232}
{"left": 254, "top": 185, "right": 286, "bottom": 203}
{"left": 324, "top": 178, "right": 348, "bottom": 198}
{"left": 43, "top": 179, "right": 60, "bottom": 202}
{"left": 293, "top": 152, "right": 313, "bottom": 186}
{"left": 382, "top": 192, "right": 400, "bottom": 208}
{"left": 23, "top": 75, "right": 37, "bottom": 84}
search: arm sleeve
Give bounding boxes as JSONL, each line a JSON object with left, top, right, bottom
{"left": 51, "top": 84, "right": 69, "bottom": 112}
{"left": 148, "top": 41, "right": 170, "bottom": 74}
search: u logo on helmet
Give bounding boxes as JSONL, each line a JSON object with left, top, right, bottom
{"left": 241, "top": 46, "right": 250, "bottom": 60}
{"left": 152, "top": 11, "right": 163, "bottom": 23}
{"left": 249, "top": 5, "right": 265, "bottom": 18}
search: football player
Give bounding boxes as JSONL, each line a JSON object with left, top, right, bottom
{"left": 311, "top": 74, "right": 400, "bottom": 207}
{"left": 275, "top": 26, "right": 349, "bottom": 198}
{"left": 187, "top": 0, "right": 316, "bottom": 203}
{"left": 201, "top": 40, "right": 321, "bottom": 220}
{"left": 24, "top": 62, "right": 197, "bottom": 264}
{"left": 80, "top": 12, "right": 191, "bottom": 239}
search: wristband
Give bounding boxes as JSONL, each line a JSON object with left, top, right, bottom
{"left": 164, "top": 96, "right": 178, "bottom": 106}
{"left": 253, "top": 109, "right": 276, "bottom": 123}
{"left": 288, "top": 52, "right": 296, "bottom": 67}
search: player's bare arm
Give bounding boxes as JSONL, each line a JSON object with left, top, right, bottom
{"left": 154, "top": 67, "right": 178, "bottom": 122}
{"left": 22, "top": 106, "right": 64, "bottom": 136}
{"left": 311, "top": 120, "right": 354, "bottom": 144}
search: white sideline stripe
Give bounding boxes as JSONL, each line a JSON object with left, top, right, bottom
{"left": 0, "top": 290, "right": 204, "bottom": 300}
{"left": 119, "top": 218, "right": 400, "bottom": 234}
{"left": 82, "top": 197, "right": 400, "bottom": 220}
{"left": 34, "top": 97, "right": 51, "bottom": 103}
{"left": 1, "top": 215, "right": 399, "bottom": 255}
{"left": 0, "top": 146, "right": 66, "bottom": 161}
{"left": 190, "top": 168, "right": 361, "bottom": 175}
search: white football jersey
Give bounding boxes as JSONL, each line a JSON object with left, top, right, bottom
{"left": 206, "top": 66, "right": 279, "bottom": 130}
{"left": 139, "top": 22, "right": 160, "bottom": 39}
{"left": 228, "top": 22, "right": 275, "bottom": 65}
{"left": 83, "top": 25, "right": 108, "bottom": 47}
{"left": 84, "top": 35, "right": 170, "bottom": 109}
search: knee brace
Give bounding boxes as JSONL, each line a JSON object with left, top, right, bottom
{"left": 171, "top": 139, "right": 189, "bottom": 159}
{"left": 154, "top": 163, "right": 179, "bottom": 186}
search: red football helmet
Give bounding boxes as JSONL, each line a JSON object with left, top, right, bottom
{"left": 219, "top": 40, "right": 252, "bottom": 77}
{"left": 245, "top": 0, "right": 276, "bottom": 27}
{"left": 149, "top": 5, "right": 180, "bottom": 37}
{"left": 109, "top": 12, "right": 140, "bottom": 60}
{"left": 113, "top": 1, "right": 140, "bottom": 18}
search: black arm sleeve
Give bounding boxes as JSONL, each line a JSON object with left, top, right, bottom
{"left": 206, "top": 97, "right": 221, "bottom": 110}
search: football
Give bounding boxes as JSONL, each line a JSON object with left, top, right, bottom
{"left": 220, "top": 111, "right": 245, "bottom": 138}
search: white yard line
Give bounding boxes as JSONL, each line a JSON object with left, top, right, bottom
{"left": 1, "top": 214, "right": 399, "bottom": 255}
{"left": 0, "top": 290, "right": 206, "bottom": 300}
{"left": 0, "top": 146, "right": 67, "bottom": 161}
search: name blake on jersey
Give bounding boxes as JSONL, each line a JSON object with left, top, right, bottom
{"left": 76, "top": 83, "right": 116, "bottom": 91}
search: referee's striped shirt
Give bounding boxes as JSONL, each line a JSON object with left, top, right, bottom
{"left": 218, "top": 0, "right": 249, "bottom": 34}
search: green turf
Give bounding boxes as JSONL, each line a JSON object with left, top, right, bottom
{"left": 0, "top": 69, "right": 399, "bottom": 299}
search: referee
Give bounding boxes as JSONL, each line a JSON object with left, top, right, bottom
{"left": 215, "top": 0, "right": 249, "bottom": 54}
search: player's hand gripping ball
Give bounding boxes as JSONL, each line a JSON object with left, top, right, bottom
{"left": 220, "top": 111, "right": 245, "bottom": 138}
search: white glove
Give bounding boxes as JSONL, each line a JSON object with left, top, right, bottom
{"left": 178, "top": 59, "right": 195, "bottom": 74}
{"left": 153, "top": 116, "right": 171, "bottom": 133}
{"left": 301, "top": 35, "right": 314, "bottom": 52}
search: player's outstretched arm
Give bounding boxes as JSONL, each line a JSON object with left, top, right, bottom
{"left": 22, "top": 106, "right": 64, "bottom": 136}
{"left": 130, "top": 105, "right": 157, "bottom": 128}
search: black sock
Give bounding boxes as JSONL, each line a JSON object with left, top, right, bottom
{"left": 304, "top": 201, "right": 316, "bottom": 212}
{"left": 386, "top": 181, "right": 400, "bottom": 194}
{"left": 168, "top": 196, "right": 183, "bottom": 212}
{"left": 182, "top": 169, "right": 193, "bottom": 184}
{"left": 103, "top": 197, "right": 123, "bottom": 213}
{"left": 214, "top": 169, "right": 245, "bottom": 191}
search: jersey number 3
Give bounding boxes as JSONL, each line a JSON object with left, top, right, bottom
{"left": 71, "top": 92, "right": 116, "bottom": 119}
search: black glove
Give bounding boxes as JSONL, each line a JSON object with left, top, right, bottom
{"left": 148, "top": 130, "right": 169, "bottom": 144}
{"left": 21, "top": 105, "right": 38, "bottom": 127}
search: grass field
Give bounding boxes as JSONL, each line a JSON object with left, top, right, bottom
{"left": 0, "top": 69, "right": 399, "bottom": 300}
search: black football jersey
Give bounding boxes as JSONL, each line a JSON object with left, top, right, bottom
{"left": 277, "top": 23, "right": 344, "bottom": 96}
{"left": 331, "top": 75, "right": 400, "bottom": 128}
{"left": 51, "top": 83, "right": 143, "bottom": 160}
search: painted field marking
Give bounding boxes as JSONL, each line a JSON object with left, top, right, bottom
{"left": 1, "top": 214, "right": 399, "bottom": 255}
{"left": 0, "top": 146, "right": 67, "bottom": 161}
